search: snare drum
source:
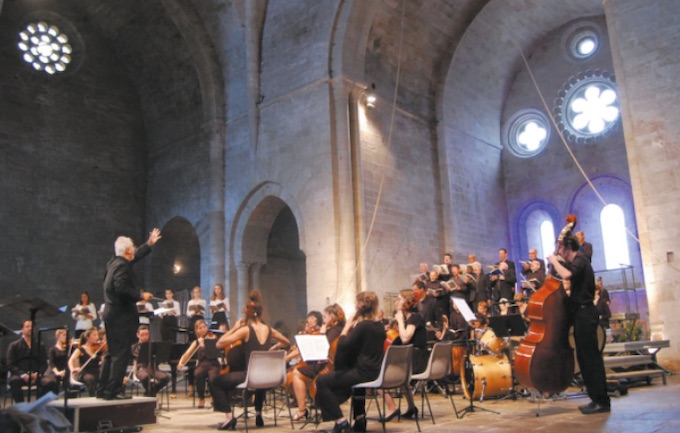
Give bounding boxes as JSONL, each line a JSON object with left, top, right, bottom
{"left": 461, "top": 354, "right": 513, "bottom": 400}
{"left": 478, "top": 328, "right": 508, "bottom": 355}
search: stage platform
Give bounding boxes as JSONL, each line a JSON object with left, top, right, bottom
{"left": 48, "top": 396, "right": 156, "bottom": 432}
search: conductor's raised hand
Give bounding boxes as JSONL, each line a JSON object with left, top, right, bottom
{"left": 147, "top": 228, "right": 162, "bottom": 246}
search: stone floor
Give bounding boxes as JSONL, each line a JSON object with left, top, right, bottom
{"left": 144, "top": 374, "right": 679, "bottom": 433}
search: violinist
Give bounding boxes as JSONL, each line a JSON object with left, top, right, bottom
{"left": 69, "top": 327, "right": 104, "bottom": 396}
{"left": 381, "top": 289, "right": 427, "bottom": 421}
{"left": 46, "top": 329, "right": 69, "bottom": 388}
{"left": 177, "top": 319, "right": 219, "bottom": 408}
{"left": 211, "top": 289, "right": 290, "bottom": 431}
{"left": 288, "top": 305, "right": 345, "bottom": 422}
{"left": 548, "top": 233, "right": 610, "bottom": 414}
{"left": 131, "top": 325, "right": 170, "bottom": 397}
{"left": 285, "top": 311, "right": 322, "bottom": 365}
{"left": 314, "top": 291, "right": 386, "bottom": 433}
{"left": 72, "top": 291, "right": 97, "bottom": 338}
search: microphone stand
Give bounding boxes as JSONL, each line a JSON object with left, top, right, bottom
{"left": 456, "top": 325, "right": 500, "bottom": 418}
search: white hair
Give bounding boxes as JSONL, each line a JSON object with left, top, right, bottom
{"left": 114, "top": 236, "right": 134, "bottom": 257}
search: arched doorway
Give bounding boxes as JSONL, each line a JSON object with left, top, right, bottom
{"left": 239, "top": 197, "right": 307, "bottom": 338}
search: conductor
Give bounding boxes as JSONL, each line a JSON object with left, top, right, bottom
{"left": 100, "top": 228, "right": 161, "bottom": 400}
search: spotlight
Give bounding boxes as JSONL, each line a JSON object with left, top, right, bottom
{"left": 365, "top": 94, "right": 376, "bottom": 109}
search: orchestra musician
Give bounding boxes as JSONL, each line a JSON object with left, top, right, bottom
{"left": 382, "top": 289, "right": 428, "bottom": 421}
{"left": 71, "top": 291, "right": 97, "bottom": 338}
{"left": 285, "top": 311, "right": 322, "bottom": 365}
{"left": 211, "top": 290, "right": 291, "bottom": 431}
{"left": 548, "top": 233, "right": 610, "bottom": 414}
{"left": 209, "top": 284, "right": 230, "bottom": 330}
{"left": 46, "top": 329, "right": 69, "bottom": 388}
{"left": 287, "top": 304, "right": 345, "bottom": 422}
{"left": 314, "top": 291, "right": 386, "bottom": 433}
{"left": 514, "top": 294, "right": 530, "bottom": 324}
{"left": 177, "top": 319, "right": 220, "bottom": 408}
{"left": 187, "top": 286, "right": 207, "bottom": 340}
{"left": 7, "top": 320, "right": 58, "bottom": 403}
{"left": 131, "top": 325, "right": 170, "bottom": 397}
{"left": 68, "top": 327, "right": 104, "bottom": 397}
{"left": 594, "top": 278, "right": 611, "bottom": 331}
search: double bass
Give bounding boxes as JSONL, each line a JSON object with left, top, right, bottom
{"left": 513, "top": 215, "right": 577, "bottom": 393}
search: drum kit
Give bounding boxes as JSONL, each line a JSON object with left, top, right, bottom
{"left": 460, "top": 328, "right": 513, "bottom": 401}
{"left": 458, "top": 323, "right": 607, "bottom": 402}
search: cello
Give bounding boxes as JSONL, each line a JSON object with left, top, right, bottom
{"left": 513, "top": 215, "right": 577, "bottom": 393}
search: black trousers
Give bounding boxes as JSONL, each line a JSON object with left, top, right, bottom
{"left": 573, "top": 304, "right": 610, "bottom": 406}
{"left": 211, "top": 371, "right": 265, "bottom": 414}
{"left": 103, "top": 320, "right": 135, "bottom": 397}
{"left": 9, "top": 375, "right": 59, "bottom": 403}
{"left": 314, "top": 368, "right": 373, "bottom": 422}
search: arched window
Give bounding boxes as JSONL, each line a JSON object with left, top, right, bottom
{"left": 525, "top": 209, "right": 555, "bottom": 262}
{"left": 601, "top": 204, "right": 630, "bottom": 269}
{"left": 539, "top": 219, "right": 555, "bottom": 262}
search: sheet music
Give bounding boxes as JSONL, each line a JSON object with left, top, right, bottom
{"left": 295, "top": 334, "right": 330, "bottom": 362}
{"left": 452, "top": 297, "right": 476, "bottom": 322}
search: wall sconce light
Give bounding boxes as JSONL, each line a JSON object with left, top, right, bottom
{"left": 173, "top": 263, "right": 182, "bottom": 274}
{"left": 365, "top": 94, "right": 376, "bottom": 109}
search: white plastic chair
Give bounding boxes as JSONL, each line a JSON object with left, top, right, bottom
{"left": 351, "top": 344, "right": 419, "bottom": 433}
{"left": 411, "top": 342, "right": 459, "bottom": 423}
{"left": 235, "top": 350, "right": 293, "bottom": 432}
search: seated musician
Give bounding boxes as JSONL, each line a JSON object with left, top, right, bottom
{"left": 131, "top": 325, "right": 170, "bottom": 397}
{"left": 287, "top": 305, "right": 345, "bottom": 422}
{"left": 382, "top": 289, "right": 427, "bottom": 421}
{"left": 314, "top": 291, "right": 386, "bottom": 433}
{"left": 68, "top": 327, "right": 104, "bottom": 397}
{"left": 496, "top": 298, "right": 512, "bottom": 316}
{"left": 211, "top": 290, "right": 290, "bottom": 430}
{"left": 8, "top": 320, "right": 58, "bottom": 403}
{"left": 177, "top": 319, "right": 219, "bottom": 408}
{"left": 46, "top": 329, "right": 69, "bottom": 389}
{"left": 285, "top": 311, "right": 323, "bottom": 366}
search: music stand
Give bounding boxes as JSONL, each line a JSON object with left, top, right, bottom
{"left": 0, "top": 296, "right": 63, "bottom": 402}
{"left": 488, "top": 315, "right": 527, "bottom": 401}
{"left": 450, "top": 297, "right": 500, "bottom": 418}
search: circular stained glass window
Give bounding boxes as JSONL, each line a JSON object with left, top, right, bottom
{"left": 18, "top": 22, "right": 72, "bottom": 74}
{"left": 504, "top": 109, "right": 551, "bottom": 158}
{"left": 555, "top": 72, "right": 620, "bottom": 142}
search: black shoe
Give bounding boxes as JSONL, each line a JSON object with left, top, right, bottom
{"left": 332, "top": 420, "right": 350, "bottom": 433}
{"left": 382, "top": 409, "right": 399, "bottom": 422}
{"left": 401, "top": 407, "right": 418, "bottom": 419}
{"left": 255, "top": 414, "right": 264, "bottom": 427}
{"left": 352, "top": 417, "right": 366, "bottom": 432}
{"left": 579, "top": 402, "right": 611, "bottom": 415}
{"left": 218, "top": 418, "right": 237, "bottom": 431}
{"left": 293, "top": 409, "right": 310, "bottom": 422}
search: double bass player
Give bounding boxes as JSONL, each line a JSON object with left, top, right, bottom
{"left": 548, "top": 233, "right": 610, "bottom": 414}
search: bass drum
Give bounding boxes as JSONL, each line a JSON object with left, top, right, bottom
{"left": 461, "top": 354, "right": 513, "bottom": 400}
{"left": 569, "top": 324, "right": 606, "bottom": 375}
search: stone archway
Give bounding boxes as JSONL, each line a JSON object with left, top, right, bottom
{"left": 235, "top": 194, "right": 307, "bottom": 338}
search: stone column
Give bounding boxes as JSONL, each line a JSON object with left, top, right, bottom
{"left": 250, "top": 262, "right": 264, "bottom": 292}
{"left": 236, "top": 261, "right": 251, "bottom": 320}
{"left": 604, "top": 0, "right": 680, "bottom": 369}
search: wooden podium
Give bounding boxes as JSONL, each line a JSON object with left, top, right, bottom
{"left": 48, "top": 396, "right": 156, "bottom": 432}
